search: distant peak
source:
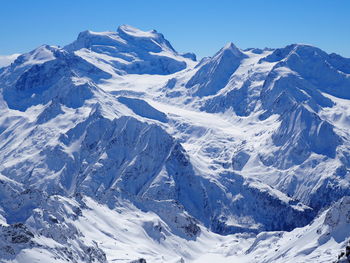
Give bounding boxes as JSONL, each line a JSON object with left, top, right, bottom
{"left": 118, "top": 24, "right": 137, "bottom": 31}
{"left": 223, "top": 42, "right": 238, "bottom": 50}
{"left": 216, "top": 42, "right": 247, "bottom": 58}
{"left": 260, "top": 43, "right": 326, "bottom": 63}
{"left": 289, "top": 43, "right": 316, "bottom": 49}
{"left": 282, "top": 43, "right": 320, "bottom": 54}
{"left": 117, "top": 24, "right": 161, "bottom": 39}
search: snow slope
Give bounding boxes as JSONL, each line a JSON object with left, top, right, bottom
{"left": 0, "top": 25, "right": 349, "bottom": 262}
{"left": 193, "top": 196, "right": 350, "bottom": 263}
{"left": 0, "top": 54, "right": 20, "bottom": 68}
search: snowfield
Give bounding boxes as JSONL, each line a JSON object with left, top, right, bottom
{"left": 0, "top": 54, "right": 20, "bottom": 68}
{"left": 0, "top": 25, "right": 349, "bottom": 263}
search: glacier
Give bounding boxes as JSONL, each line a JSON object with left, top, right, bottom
{"left": 0, "top": 25, "right": 349, "bottom": 263}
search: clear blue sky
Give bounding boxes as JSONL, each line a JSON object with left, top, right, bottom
{"left": 1, "top": 0, "right": 349, "bottom": 58}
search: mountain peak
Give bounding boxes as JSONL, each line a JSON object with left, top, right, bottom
{"left": 117, "top": 24, "right": 160, "bottom": 39}
{"left": 216, "top": 42, "right": 247, "bottom": 59}
{"left": 185, "top": 42, "right": 247, "bottom": 97}
{"left": 65, "top": 25, "right": 177, "bottom": 54}
{"left": 223, "top": 42, "right": 238, "bottom": 51}
{"left": 261, "top": 43, "right": 325, "bottom": 63}
{"left": 62, "top": 25, "right": 189, "bottom": 75}
{"left": 116, "top": 24, "right": 176, "bottom": 53}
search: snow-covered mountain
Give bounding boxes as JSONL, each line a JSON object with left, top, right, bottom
{"left": 0, "top": 25, "right": 349, "bottom": 263}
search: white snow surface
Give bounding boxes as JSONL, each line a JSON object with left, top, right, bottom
{"left": 0, "top": 54, "right": 20, "bottom": 68}
{"left": 0, "top": 26, "right": 349, "bottom": 263}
